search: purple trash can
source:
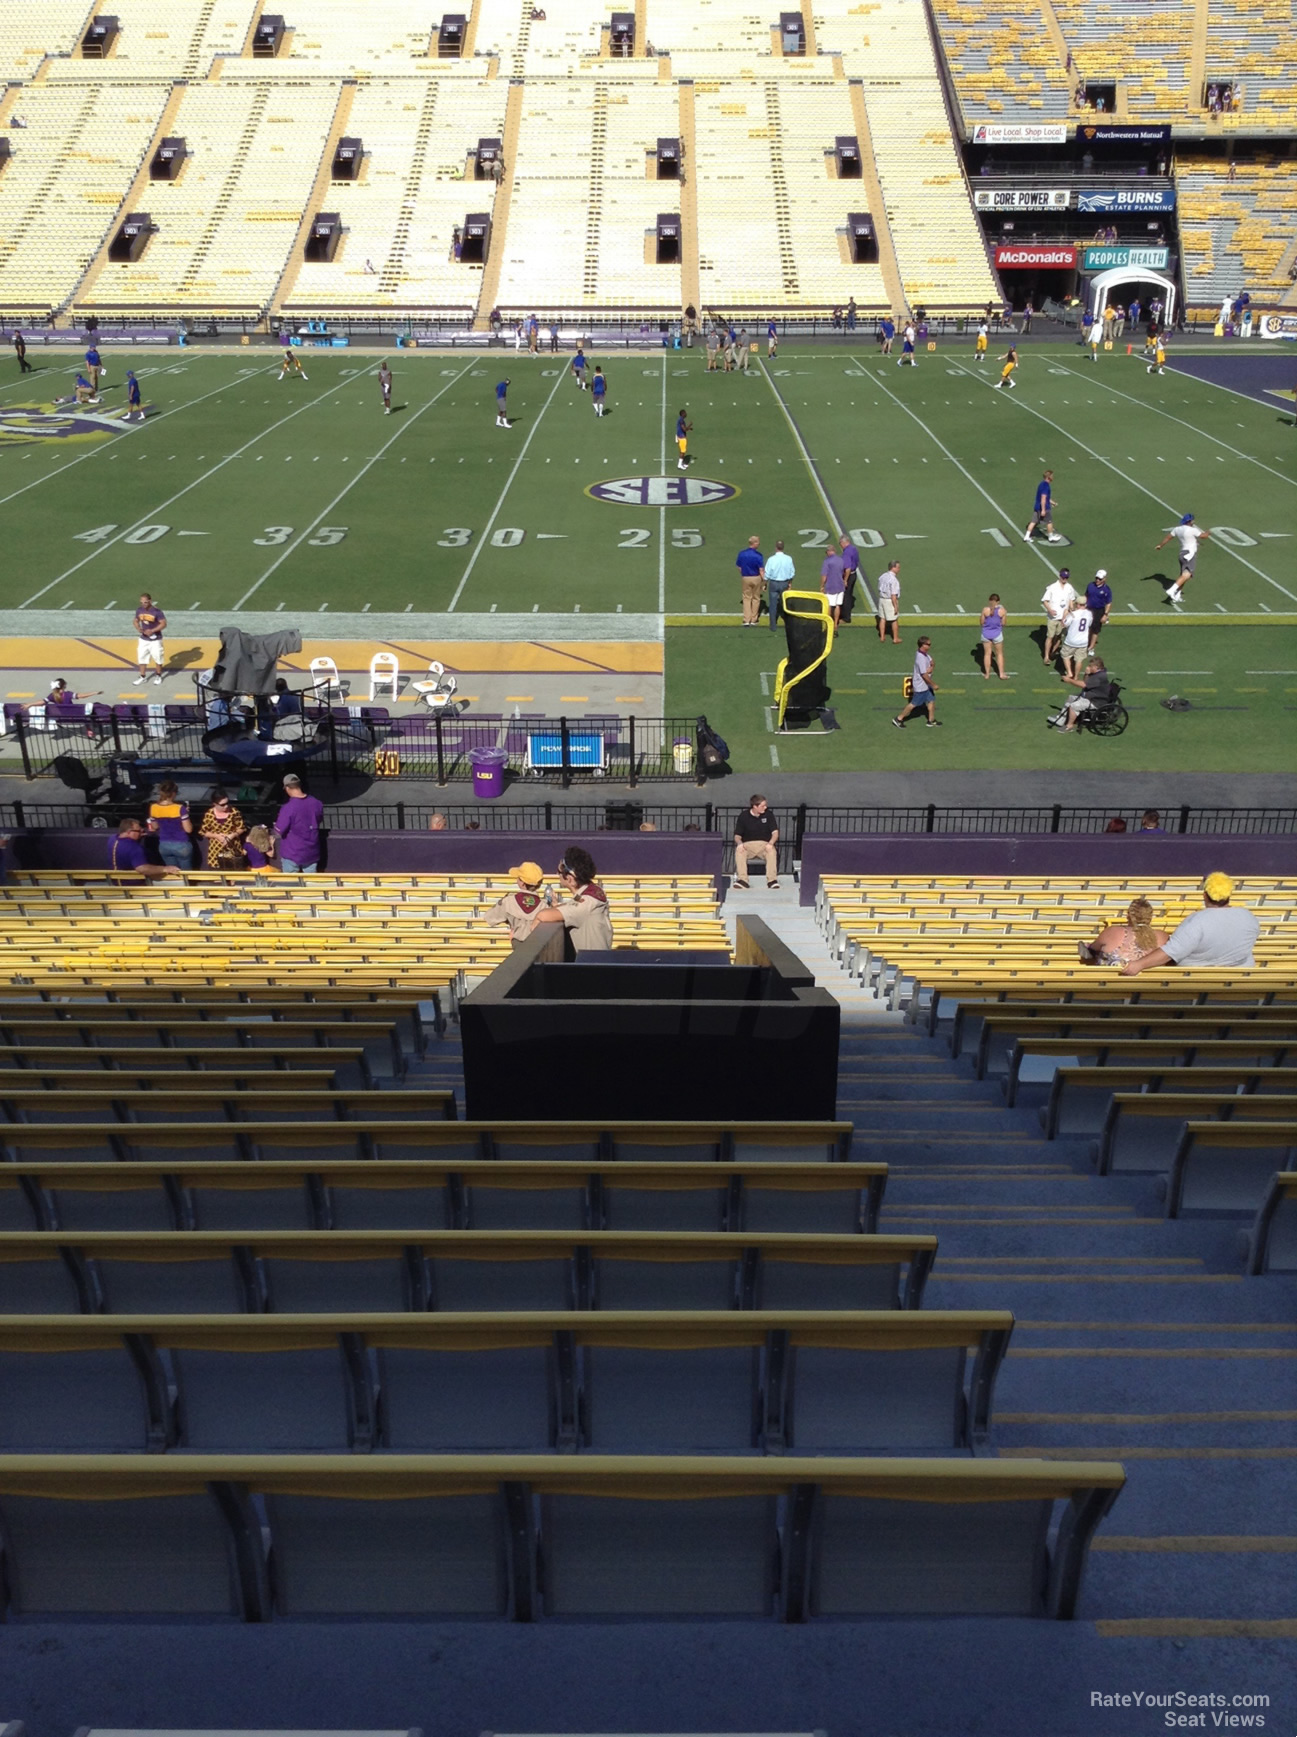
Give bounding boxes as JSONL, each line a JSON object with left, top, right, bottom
{"left": 470, "top": 746, "right": 508, "bottom": 799}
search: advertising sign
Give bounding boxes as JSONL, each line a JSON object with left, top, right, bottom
{"left": 1076, "top": 125, "right": 1171, "bottom": 144}
{"left": 1076, "top": 187, "right": 1175, "bottom": 213}
{"left": 973, "top": 123, "right": 1069, "bottom": 144}
{"left": 973, "top": 188, "right": 1071, "bottom": 211}
{"left": 1259, "top": 313, "right": 1297, "bottom": 340}
{"left": 993, "top": 244, "right": 1077, "bottom": 268}
{"left": 1081, "top": 245, "right": 1169, "bottom": 269}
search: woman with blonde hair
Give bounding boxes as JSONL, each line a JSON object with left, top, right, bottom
{"left": 1078, "top": 897, "right": 1170, "bottom": 967}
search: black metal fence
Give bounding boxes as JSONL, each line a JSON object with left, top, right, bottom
{"left": 3, "top": 798, "right": 1293, "bottom": 849}
{"left": 3, "top": 708, "right": 708, "bottom": 790}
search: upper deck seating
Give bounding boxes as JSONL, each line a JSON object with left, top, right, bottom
{"left": 928, "top": 0, "right": 1071, "bottom": 123}
{"left": 0, "top": 80, "right": 168, "bottom": 314}
{"left": 285, "top": 74, "right": 506, "bottom": 314}
{"left": 80, "top": 78, "right": 339, "bottom": 316}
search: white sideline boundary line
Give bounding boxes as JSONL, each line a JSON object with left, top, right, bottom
{"left": 1, "top": 362, "right": 280, "bottom": 518}
{"left": 446, "top": 366, "right": 568, "bottom": 612}
{"left": 18, "top": 366, "right": 357, "bottom": 608}
{"left": 759, "top": 359, "right": 877, "bottom": 614}
{"left": 951, "top": 363, "right": 1297, "bottom": 606}
{"left": 658, "top": 352, "right": 667, "bottom": 614}
{"left": 233, "top": 359, "right": 478, "bottom": 609}
{"left": 1052, "top": 363, "right": 1296, "bottom": 490}
{"left": 860, "top": 357, "right": 1060, "bottom": 579}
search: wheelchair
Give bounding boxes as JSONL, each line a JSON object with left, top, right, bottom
{"left": 1075, "top": 679, "right": 1129, "bottom": 737}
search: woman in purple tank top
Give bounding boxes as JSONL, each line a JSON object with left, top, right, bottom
{"left": 979, "top": 593, "right": 1007, "bottom": 681}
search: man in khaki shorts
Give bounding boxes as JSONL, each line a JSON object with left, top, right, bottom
{"left": 533, "top": 846, "right": 614, "bottom": 951}
{"left": 133, "top": 592, "right": 166, "bottom": 685}
{"left": 876, "top": 560, "right": 901, "bottom": 643}
{"left": 482, "top": 860, "right": 548, "bottom": 944}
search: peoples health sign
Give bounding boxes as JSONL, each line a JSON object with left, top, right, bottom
{"left": 1076, "top": 188, "right": 1175, "bottom": 213}
{"left": 1082, "top": 245, "right": 1169, "bottom": 269}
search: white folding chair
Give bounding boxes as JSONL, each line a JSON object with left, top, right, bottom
{"left": 411, "top": 661, "right": 458, "bottom": 711}
{"left": 369, "top": 652, "right": 399, "bottom": 702}
{"left": 309, "top": 655, "right": 343, "bottom": 700}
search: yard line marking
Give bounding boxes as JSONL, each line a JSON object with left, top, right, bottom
{"left": 1051, "top": 363, "right": 1296, "bottom": 489}
{"left": 860, "top": 358, "right": 1058, "bottom": 576}
{"left": 0, "top": 362, "right": 280, "bottom": 515}
{"left": 953, "top": 365, "right": 1297, "bottom": 605}
{"left": 658, "top": 352, "right": 667, "bottom": 614}
{"left": 769, "top": 744, "right": 780, "bottom": 767}
{"left": 760, "top": 360, "right": 876, "bottom": 612}
{"left": 447, "top": 366, "right": 567, "bottom": 612}
{"left": 18, "top": 366, "right": 352, "bottom": 608}
{"left": 232, "top": 360, "right": 479, "bottom": 610}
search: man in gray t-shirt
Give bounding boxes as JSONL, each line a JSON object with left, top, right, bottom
{"left": 1121, "top": 874, "right": 1259, "bottom": 974}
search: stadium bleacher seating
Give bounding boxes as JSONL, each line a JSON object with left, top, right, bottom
{"left": 0, "top": 0, "right": 96, "bottom": 82}
{"left": 80, "top": 74, "right": 341, "bottom": 317}
{"left": 815, "top": 0, "right": 999, "bottom": 310}
{"left": 0, "top": 1454, "right": 1124, "bottom": 1620}
{"left": 1174, "top": 156, "right": 1297, "bottom": 305}
{"left": 0, "top": 1154, "right": 881, "bottom": 1232}
{"left": 1043, "top": 1063, "right": 1297, "bottom": 1140}
{"left": 0, "top": 1307, "right": 1012, "bottom": 1453}
{"left": 0, "top": 80, "right": 170, "bottom": 315}
{"left": 1049, "top": 0, "right": 1195, "bottom": 118}
{"left": 0, "top": 1227, "right": 937, "bottom": 1313}
{"left": 1247, "top": 1170, "right": 1297, "bottom": 1273}
{"left": 1203, "top": 0, "right": 1297, "bottom": 128}
{"left": 0, "top": 871, "right": 729, "bottom": 990}
{"left": 0, "top": 0, "right": 1035, "bottom": 319}
{"left": 928, "top": 0, "right": 1072, "bottom": 124}
{"left": 285, "top": 74, "right": 507, "bottom": 316}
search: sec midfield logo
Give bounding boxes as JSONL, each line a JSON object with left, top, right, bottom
{"left": 0, "top": 402, "right": 137, "bottom": 447}
{"left": 585, "top": 476, "right": 739, "bottom": 507}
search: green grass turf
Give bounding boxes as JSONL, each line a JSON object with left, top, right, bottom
{"left": 1, "top": 342, "right": 1293, "bottom": 619}
{"left": 664, "top": 619, "right": 1297, "bottom": 772}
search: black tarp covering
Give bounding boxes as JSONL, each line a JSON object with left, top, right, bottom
{"left": 210, "top": 627, "right": 304, "bottom": 695}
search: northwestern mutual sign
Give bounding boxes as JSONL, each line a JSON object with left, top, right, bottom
{"left": 1076, "top": 187, "right": 1176, "bottom": 213}
{"left": 1082, "top": 245, "right": 1170, "bottom": 269}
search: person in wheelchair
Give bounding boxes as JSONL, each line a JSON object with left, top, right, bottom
{"left": 1048, "top": 655, "right": 1127, "bottom": 735}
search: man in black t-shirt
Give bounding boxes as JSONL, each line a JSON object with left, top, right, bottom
{"left": 733, "top": 794, "right": 780, "bottom": 890}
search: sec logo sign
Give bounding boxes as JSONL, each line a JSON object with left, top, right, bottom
{"left": 585, "top": 476, "right": 739, "bottom": 507}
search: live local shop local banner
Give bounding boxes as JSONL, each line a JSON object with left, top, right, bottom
{"left": 1081, "top": 244, "right": 1169, "bottom": 269}
{"left": 973, "top": 123, "right": 1069, "bottom": 144}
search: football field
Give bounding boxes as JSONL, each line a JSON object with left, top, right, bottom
{"left": 2, "top": 338, "right": 1294, "bottom": 771}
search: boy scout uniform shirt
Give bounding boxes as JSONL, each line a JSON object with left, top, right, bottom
{"left": 484, "top": 889, "right": 545, "bottom": 940}
{"left": 562, "top": 882, "right": 614, "bottom": 951}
